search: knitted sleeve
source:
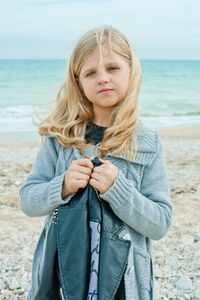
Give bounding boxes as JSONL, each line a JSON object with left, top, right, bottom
{"left": 99, "top": 138, "right": 172, "bottom": 240}
{"left": 19, "top": 136, "right": 75, "bottom": 217}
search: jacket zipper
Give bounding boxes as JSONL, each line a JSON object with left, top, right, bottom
{"left": 60, "top": 288, "right": 65, "bottom": 300}
{"left": 94, "top": 187, "right": 102, "bottom": 202}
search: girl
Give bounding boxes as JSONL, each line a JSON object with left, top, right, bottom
{"left": 20, "top": 25, "right": 172, "bottom": 300}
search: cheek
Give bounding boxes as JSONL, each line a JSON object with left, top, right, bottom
{"left": 81, "top": 80, "right": 94, "bottom": 94}
{"left": 84, "top": 85, "right": 94, "bottom": 97}
{"left": 121, "top": 74, "right": 130, "bottom": 93}
{"left": 116, "top": 79, "right": 129, "bottom": 94}
{"left": 115, "top": 70, "right": 129, "bottom": 87}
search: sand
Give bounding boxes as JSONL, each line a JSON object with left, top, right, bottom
{"left": 0, "top": 126, "right": 200, "bottom": 299}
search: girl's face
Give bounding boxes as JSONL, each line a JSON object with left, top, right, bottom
{"left": 78, "top": 46, "right": 130, "bottom": 118}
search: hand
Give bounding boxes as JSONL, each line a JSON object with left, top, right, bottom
{"left": 89, "top": 159, "right": 119, "bottom": 194}
{"left": 62, "top": 157, "right": 94, "bottom": 199}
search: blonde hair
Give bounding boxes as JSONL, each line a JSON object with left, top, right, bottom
{"left": 38, "top": 25, "right": 142, "bottom": 160}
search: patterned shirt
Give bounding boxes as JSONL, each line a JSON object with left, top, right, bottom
{"left": 85, "top": 121, "right": 106, "bottom": 300}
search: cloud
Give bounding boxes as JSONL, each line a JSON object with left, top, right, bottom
{"left": 0, "top": 0, "right": 200, "bottom": 59}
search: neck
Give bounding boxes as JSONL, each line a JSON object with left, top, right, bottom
{"left": 92, "top": 120, "right": 109, "bottom": 127}
{"left": 92, "top": 108, "right": 112, "bottom": 127}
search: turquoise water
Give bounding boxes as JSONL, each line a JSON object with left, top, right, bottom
{"left": 0, "top": 59, "right": 67, "bottom": 108}
{"left": 0, "top": 59, "right": 200, "bottom": 130}
{"left": 140, "top": 60, "right": 200, "bottom": 117}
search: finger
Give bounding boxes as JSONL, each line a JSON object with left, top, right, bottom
{"left": 77, "top": 179, "right": 89, "bottom": 189}
{"left": 76, "top": 165, "right": 92, "bottom": 176}
{"left": 89, "top": 179, "right": 103, "bottom": 194}
{"left": 74, "top": 159, "right": 94, "bottom": 169}
{"left": 99, "top": 158, "right": 110, "bottom": 164}
{"left": 92, "top": 166, "right": 103, "bottom": 174}
{"left": 67, "top": 178, "right": 88, "bottom": 192}
{"left": 75, "top": 172, "right": 90, "bottom": 181}
{"left": 93, "top": 164, "right": 110, "bottom": 174}
{"left": 89, "top": 156, "right": 95, "bottom": 160}
{"left": 90, "top": 172, "right": 101, "bottom": 181}
{"left": 89, "top": 178, "right": 98, "bottom": 189}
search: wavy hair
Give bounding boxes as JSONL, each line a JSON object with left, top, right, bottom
{"left": 38, "top": 25, "right": 142, "bottom": 160}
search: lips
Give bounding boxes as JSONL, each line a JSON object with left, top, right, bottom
{"left": 98, "top": 88, "right": 113, "bottom": 94}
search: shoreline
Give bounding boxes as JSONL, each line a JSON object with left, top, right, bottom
{"left": 0, "top": 131, "right": 40, "bottom": 142}
{"left": 0, "top": 124, "right": 199, "bottom": 143}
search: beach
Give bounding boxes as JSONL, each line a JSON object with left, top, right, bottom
{"left": 0, "top": 126, "right": 200, "bottom": 300}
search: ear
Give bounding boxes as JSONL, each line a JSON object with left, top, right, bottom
{"left": 75, "top": 75, "right": 79, "bottom": 83}
{"left": 78, "top": 81, "right": 84, "bottom": 91}
{"left": 75, "top": 76, "right": 82, "bottom": 92}
{"left": 75, "top": 76, "right": 83, "bottom": 91}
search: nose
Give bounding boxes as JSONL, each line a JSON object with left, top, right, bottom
{"left": 97, "top": 70, "right": 110, "bottom": 84}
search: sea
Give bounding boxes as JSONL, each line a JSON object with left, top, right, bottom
{"left": 0, "top": 59, "right": 200, "bottom": 132}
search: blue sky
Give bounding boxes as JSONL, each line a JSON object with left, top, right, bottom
{"left": 0, "top": 0, "right": 200, "bottom": 59}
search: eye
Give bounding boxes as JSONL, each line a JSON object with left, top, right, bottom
{"left": 86, "top": 71, "right": 96, "bottom": 77}
{"left": 108, "top": 66, "right": 118, "bottom": 71}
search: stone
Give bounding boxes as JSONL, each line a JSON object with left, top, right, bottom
{"left": 8, "top": 278, "right": 20, "bottom": 290}
{"left": 166, "top": 291, "right": 174, "bottom": 298}
{"left": 175, "top": 276, "right": 193, "bottom": 290}
{"left": 13, "top": 289, "right": 25, "bottom": 295}
{"left": 154, "top": 269, "right": 163, "bottom": 278}
{"left": 1, "top": 289, "right": 12, "bottom": 299}
{"left": 194, "top": 250, "right": 200, "bottom": 257}
{"left": 156, "top": 257, "right": 165, "bottom": 265}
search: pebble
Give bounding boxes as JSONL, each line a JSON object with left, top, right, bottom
{"left": 154, "top": 269, "right": 163, "bottom": 278}
{"left": 194, "top": 290, "right": 200, "bottom": 298}
{"left": 13, "top": 289, "right": 25, "bottom": 295}
{"left": 9, "top": 279, "right": 20, "bottom": 290}
{"left": 175, "top": 275, "right": 193, "bottom": 290}
{"left": 153, "top": 228, "right": 200, "bottom": 300}
{"left": 194, "top": 250, "right": 200, "bottom": 257}
{"left": 1, "top": 239, "right": 200, "bottom": 299}
{"left": 166, "top": 290, "right": 174, "bottom": 298}
{"left": 14, "top": 180, "right": 21, "bottom": 186}
{"left": 156, "top": 257, "right": 165, "bottom": 265}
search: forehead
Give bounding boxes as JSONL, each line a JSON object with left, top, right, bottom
{"left": 81, "top": 46, "right": 126, "bottom": 70}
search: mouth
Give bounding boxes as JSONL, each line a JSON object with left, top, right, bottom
{"left": 98, "top": 89, "right": 113, "bottom": 94}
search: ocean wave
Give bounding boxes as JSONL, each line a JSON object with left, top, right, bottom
{"left": 173, "top": 111, "right": 200, "bottom": 116}
{"left": 0, "top": 105, "right": 200, "bottom": 132}
{"left": 140, "top": 111, "right": 200, "bottom": 117}
{"left": 0, "top": 105, "right": 200, "bottom": 119}
{"left": 141, "top": 115, "right": 200, "bottom": 128}
{"left": 0, "top": 105, "right": 47, "bottom": 119}
{"left": 0, "top": 105, "right": 200, "bottom": 120}
{"left": 1, "top": 115, "right": 199, "bottom": 132}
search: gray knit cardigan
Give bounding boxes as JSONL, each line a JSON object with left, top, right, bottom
{"left": 20, "top": 121, "right": 172, "bottom": 300}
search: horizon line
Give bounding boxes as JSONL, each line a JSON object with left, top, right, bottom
{"left": 0, "top": 58, "right": 200, "bottom": 61}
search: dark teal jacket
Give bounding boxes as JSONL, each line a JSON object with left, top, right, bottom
{"left": 34, "top": 158, "right": 130, "bottom": 300}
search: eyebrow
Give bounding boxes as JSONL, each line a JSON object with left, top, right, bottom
{"left": 82, "top": 61, "right": 120, "bottom": 75}
{"left": 82, "top": 68, "right": 95, "bottom": 75}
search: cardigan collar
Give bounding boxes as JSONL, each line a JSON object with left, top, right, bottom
{"left": 72, "top": 120, "right": 157, "bottom": 166}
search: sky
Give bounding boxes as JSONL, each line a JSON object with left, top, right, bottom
{"left": 0, "top": 0, "right": 200, "bottom": 60}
